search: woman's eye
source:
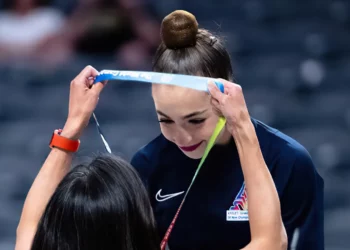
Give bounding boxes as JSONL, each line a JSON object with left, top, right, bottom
{"left": 158, "top": 119, "right": 174, "bottom": 124}
{"left": 189, "top": 119, "right": 206, "bottom": 124}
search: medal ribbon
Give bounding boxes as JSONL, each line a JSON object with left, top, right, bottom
{"left": 93, "top": 70, "right": 226, "bottom": 249}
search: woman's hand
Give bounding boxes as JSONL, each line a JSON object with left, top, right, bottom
{"left": 208, "top": 79, "right": 252, "bottom": 137}
{"left": 61, "top": 65, "right": 106, "bottom": 139}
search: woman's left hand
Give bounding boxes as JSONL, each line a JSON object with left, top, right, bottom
{"left": 208, "top": 79, "right": 252, "bottom": 136}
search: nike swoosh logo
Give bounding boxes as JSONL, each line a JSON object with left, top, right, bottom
{"left": 155, "top": 189, "right": 184, "bottom": 202}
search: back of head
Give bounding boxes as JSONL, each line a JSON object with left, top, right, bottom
{"left": 31, "top": 154, "right": 159, "bottom": 250}
{"left": 153, "top": 10, "right": 233, "bottom": 80}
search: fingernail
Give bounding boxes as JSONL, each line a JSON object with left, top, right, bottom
{"left": 208, "top": 81, "right": 215, "bottom": 89}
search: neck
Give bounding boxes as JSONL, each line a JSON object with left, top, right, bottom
{"left": 215, "top": 126, "right": 232, "bottom": 145}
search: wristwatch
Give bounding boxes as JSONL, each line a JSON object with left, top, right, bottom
{"left": 49, "top": 129, "right": 80, "bottom": 152}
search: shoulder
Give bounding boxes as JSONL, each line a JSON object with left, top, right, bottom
{"left": 253, "top": 118, "right": 312, "bottom": 162}
{"left": 252, "top": 118, "right": 323, "bottom": 191}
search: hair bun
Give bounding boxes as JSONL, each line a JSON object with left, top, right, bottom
{"left": 161, "top": 10, "right": 198, "bottom": 49}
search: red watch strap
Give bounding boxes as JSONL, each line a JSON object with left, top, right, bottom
{"left": 49, "top": 130, "right": 80, "bottom": 152}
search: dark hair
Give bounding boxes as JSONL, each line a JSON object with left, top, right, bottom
{"left": 31, "top": 154, "right": 160, "bottom": 250}
{"left": 153, "top": 10, "right": 233, "bottom": 81}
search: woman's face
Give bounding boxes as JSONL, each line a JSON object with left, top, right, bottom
{"left": 152, "top": 84, "right": 229, "bottom": 159}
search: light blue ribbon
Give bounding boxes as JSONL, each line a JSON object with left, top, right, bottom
{"left": 94, "top": 70, "right": 224, "bottom": 93}
{"left": 92, "top": 70, "right": 225, "bottom": 154}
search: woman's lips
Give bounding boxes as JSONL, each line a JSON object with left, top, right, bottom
{"left": 179, "top": 141, "right": 203, "bottom": 152}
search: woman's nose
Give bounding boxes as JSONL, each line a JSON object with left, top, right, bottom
{"left": 173, "top": 128, "right": 192, "bottom": 146}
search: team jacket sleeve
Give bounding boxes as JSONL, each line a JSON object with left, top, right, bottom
{"left": 281, "top": 149, "right": 324, "bottom": 250}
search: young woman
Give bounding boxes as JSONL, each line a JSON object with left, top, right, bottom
{"left": 131, "top": 10, "right": 324, "bottom": 250}
{"left": 15, "top": 65, "right": 286, "bottom": 250}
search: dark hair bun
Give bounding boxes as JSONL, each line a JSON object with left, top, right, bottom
{"left": 161, "top": 10, "right": 198, "bottom": 49}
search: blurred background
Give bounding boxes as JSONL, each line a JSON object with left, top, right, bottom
{"left": 0, "top": 0, "right": 349, "bottom": 249}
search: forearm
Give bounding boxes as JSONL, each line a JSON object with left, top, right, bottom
{"left": 16, "top": 128, "right": 77, "bottom": 234}
{"left": 233, "top": 121, "right": 286, "bottom": 248}
{"left": 15, "top": 65, "right": 103, "bottom": 250}
{"left": 17, "top": 148, "right": 72, "bottom": 233}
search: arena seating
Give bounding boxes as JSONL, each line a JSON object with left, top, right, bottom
{"left": 0, "top": 0, "right": 349, "bottom": 249}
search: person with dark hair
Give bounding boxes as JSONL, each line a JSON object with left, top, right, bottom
{"left": 30, "top": 154, "right": 160, "bottom": 250}
{"left": 131, "top": 10, "right": 324, "bottom": 250}
{"left": 15, "top": 66, "right": 160, "bottom": 250}
{"left": 15, "top": 65, "right": 285, "bottom": 250}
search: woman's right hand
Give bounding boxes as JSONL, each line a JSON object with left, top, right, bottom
{"left": 61, "top": 65, "right": 106, "bottom": 140}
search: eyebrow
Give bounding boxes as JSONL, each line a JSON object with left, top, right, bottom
{"left": 156, "top": 109, "right": 208, "bottom": 119}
